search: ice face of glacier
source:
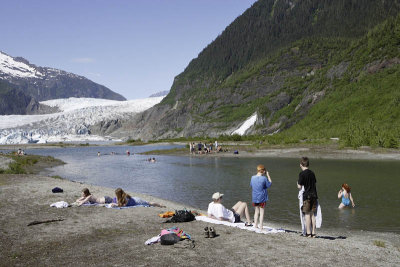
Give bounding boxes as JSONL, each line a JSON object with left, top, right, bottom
{"left": 0, "top": 96, "right": 164, "bottom": 144}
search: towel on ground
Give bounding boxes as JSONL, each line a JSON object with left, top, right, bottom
{"left": 159, "top": 211, "right": 175, "bottom": 218}
{"left": 195, "top": 216, "right": 284, "bottom": 234}
{"left": 50, "top": 201, "right": 69, "bottom": 208}
{"left": 104, "top": 204, "right": 151, "bottom": 209}
{"left": 81, "top": 203, "right": 102, "bottom": 207}
{"left": 145, "top": 235, "right": 161, "bottom": 245}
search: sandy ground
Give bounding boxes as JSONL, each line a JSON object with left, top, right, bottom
{"left": 0, "top": 174, "right": 399, "bottom": 267}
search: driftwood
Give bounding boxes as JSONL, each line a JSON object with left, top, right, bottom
{"left": 27, "top": 218, "right": 64, "bottom": 226}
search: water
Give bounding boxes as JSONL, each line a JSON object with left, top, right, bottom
{"left": 10, "top": 144, "right": 400, "bottom": 233}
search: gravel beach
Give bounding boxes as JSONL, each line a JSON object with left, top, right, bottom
{"left": 1, "top": 173, "right": 399, "bottom": 266}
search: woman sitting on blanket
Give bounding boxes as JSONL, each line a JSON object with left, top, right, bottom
{"left": 207, "top": 192, "right": 253, "bottom": 226}
{"left": 110, "top": 188, "right": 166, "bottom": 208}
{"left": 75, "top": 188, "right": 113, "bottom": 206}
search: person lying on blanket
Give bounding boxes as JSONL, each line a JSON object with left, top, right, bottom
{"left": 75, "top": 188, "right": 113, "bottom": 206}
{"left": 109, "top": 188, "right": 166, "bottom": 208}
{"left": 207, "top": 192, "right": 253, "bottom": 226}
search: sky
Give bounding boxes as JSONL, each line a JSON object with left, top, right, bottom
{"left": 1, "top": 0, "right": 257, "bottom": 99}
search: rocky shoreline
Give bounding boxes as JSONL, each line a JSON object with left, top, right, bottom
{"left": 1, "top": 173, "right": 399, "bottom": 266}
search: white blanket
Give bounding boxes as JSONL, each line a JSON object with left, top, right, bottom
{"left": 195, "top": 216, "right": 284, "bottom": 234}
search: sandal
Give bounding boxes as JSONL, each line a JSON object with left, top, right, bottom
{"left": 245, "top": 222, "right": 253, "bottom": 227}
{"left": 204, "top": 227, "right": 210, "bottom": 238}
{"left": 311, "top": 234, "right": 316, "bottom": 238}
{"left": 209, "top": 227, "right": 216, "bottom": 238}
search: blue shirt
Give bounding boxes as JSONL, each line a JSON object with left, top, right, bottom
{"left": 250, "top": 175, "right": 272, "bottom": 203}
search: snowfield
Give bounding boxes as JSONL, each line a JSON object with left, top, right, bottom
{"left": 0, "top": 97, "right": 164, "bottom": 144}
{"left": 232, "top": 113, "right": 257, "bottom": 136}
{"left": 0, "top": 51, "right": 44, "bottom": 78}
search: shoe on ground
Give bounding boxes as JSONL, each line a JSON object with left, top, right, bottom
{"left": 209, "top": 227, "right": 216, "bottom": 238}
{"left": 204, "top": 227, "right": 210, "bottom": 238}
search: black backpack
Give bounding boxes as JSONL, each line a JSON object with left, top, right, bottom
{"left": 165, "top": 210, "right": 195, "bottom": 223}
{"left": 160, "top": 233, "right": 181, "bottom": 245}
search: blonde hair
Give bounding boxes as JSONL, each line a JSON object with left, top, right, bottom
{"left": 115, "top": 188, "right": 131, "bottom": 207}
{"left": 257, "top": 164, "right": 266, "bottom": 173}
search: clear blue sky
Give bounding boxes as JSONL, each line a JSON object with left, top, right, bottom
{"left": 1, "top": 0, "right": 257, "bottom": 99}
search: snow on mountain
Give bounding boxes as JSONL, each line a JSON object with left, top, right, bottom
{"left": 0, "top": 96, "right": 164, "bottom": 144}
{"left": 0, "top": 51, "right": 43, "bottom": 78}
{"left": 0, "top": 51, "right": 126, "bottom": 102}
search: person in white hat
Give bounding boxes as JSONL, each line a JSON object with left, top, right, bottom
{"left": 207, "top": 192, "right": 252, "bottom": 226}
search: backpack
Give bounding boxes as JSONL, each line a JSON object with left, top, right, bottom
{"left": 165, "top": 210, "right": 195, "bottom": 223}
{"left": 160, "top": 233, "right": 181, "bottom": 245}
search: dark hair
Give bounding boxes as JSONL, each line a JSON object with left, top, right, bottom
{"left": 82, "top": 188, "right": 90, "bottom": 197}
{"left": 300, "top": 157, "right": 309, "bottom": 167}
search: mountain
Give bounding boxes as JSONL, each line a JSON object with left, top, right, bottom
{"left": 0, "top": 51, "right": 126, "bottom": 114}
{"left": 149, "top": 90, "right": 169, "bottom": 97}
{"left": 0, "top": 80, "right": 35, "bottom": 115}
{"left": 116, "top": 0, "right": 400, "bottom": 147}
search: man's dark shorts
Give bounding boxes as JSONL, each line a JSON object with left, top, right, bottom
{"left": 233, "top": 212, "right": 241, "bottom": 223}
{"left": 302, "top": 198, "right": 317, "bottom": 213}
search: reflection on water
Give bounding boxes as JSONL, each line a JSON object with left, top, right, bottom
{"left": 12, "top": 144, "right": 400, "bottom": 233}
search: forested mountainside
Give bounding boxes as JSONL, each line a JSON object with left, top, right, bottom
{"left": 0, "top": 51, "right": 125, "bottom": 115}
{"left": 115, "top": 0, "right": 400, "bottom": 147}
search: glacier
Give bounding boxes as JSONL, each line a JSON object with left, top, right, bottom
{"left": 0, "top": 96, "right": 164, "bottom": 144}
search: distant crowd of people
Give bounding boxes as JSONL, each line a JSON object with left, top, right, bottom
{"left": 189, "top": 141, "right": 227, "bottom": 154}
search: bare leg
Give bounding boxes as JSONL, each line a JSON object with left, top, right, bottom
{"left": 232, "top": 201, "right": 242, "bottom": 211}
{"left": 259, "top": 207, "right": 265, "bottom": 230}
{"left": 311, "top": 212, "right": 316, "bottom": 235}
{"left": 338, "top": 203, "right": 345, "bottom": 209}
{"left": 98, "top": 197, "right": 106, "bottom": 204}
{"left": 254, "top": 206, "right": 260, "bottom": 228}
{"left": 304, "top": 212, "right": 311, "bottom": 235}
{"left": 233, "top": 201, "right": 251, "bottom": 223}
{"left": 149, "top": 202, "right": 166, "bottom": 208}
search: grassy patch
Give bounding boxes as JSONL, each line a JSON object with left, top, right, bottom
{"left": 373, "top": 240, "right": 386, "bottom": 248}
{"left": 0, "top": 154, "right": 64, "bottom": 174}
{"left": 140, "top": 148, "right": 188, "bottom": 155}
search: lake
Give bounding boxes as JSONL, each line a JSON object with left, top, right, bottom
{"left": 12, "top": 144, "right": 400, "bottom": 233}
